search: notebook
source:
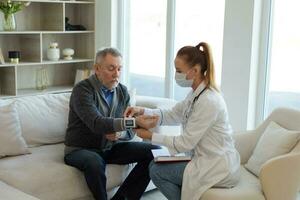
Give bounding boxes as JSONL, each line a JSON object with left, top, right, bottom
{"left": 151, "top": 148, "right": 192, "bottom": 163}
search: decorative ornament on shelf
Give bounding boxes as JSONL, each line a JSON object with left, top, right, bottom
{"left": 36, "top": 67, "right": 49, "bottom": 90}
{"left": 62, "top": 48, "right": 74, "bottom": 60}
{"left": 65, "top": 17, "right": 86, "bottom": 31}
{"left": 0, "top": 0, "right": 31, "bottom": 31}
{"left": 8, "top": 50, "right": 20, "bottom": 64}
{"left": 47, "top": 42, "right": 60, "bottom": 61}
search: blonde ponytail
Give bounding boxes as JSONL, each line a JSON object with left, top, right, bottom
{"left": 196, "top": 42, "right": 219, "bottom": 92}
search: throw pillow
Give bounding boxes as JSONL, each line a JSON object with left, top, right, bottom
{"left": 0, "top": 102, "right": 29, "bottom": 158}
{"left": 16, "top": 93, "right": 70, "bottom": 147}
{"left": 245, "top": 121, "right": 300, "bottom": 176}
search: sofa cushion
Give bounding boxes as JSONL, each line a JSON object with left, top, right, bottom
{"left": 0, "top": 102, "right": 29, "bottom": 158}
{"left": 201, "top": 167, "right": 265, "bottom": 200}
{"left": 245, "top": 121, "right": 300, "bottom": 176}
{"left": 0, "top": 181, "right": 39, "bottom": 200}
{"left": 15, "top": 93, "right": 71, "bottom": 147}
{"left": 0, "top": 143, "right": 130, "bottom": 200}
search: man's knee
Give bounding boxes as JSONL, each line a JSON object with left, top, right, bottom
{"left": 131, "top": 142, "right": 161, "bottom": 160}
{"left": 144, "top": 143, "right": 161, "bottom": 158}
{"left": 65, "top": 150, "right": 106, "bottom": 174}
{"left": 84, "top": 154, "right": 106, "bottom": 174}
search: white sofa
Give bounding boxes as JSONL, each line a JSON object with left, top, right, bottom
{"left": 202, "top": 107, "right": 300, "bottom": 200}
{"left": 0, "top": 92, "right": 179, "bottom": 200}
{"left": 2, "top": 92, "right": 299, "bottom": 200}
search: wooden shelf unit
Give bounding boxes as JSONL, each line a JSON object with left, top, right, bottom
{"left": 0, "top": 0, "right": 95, "bottom": 98}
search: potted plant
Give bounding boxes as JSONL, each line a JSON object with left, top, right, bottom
{"left": 0, "top": 0, "right": 30, "bottom": 31}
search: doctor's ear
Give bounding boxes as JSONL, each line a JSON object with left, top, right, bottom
{"left": 192, "top": 64, "right": 201, "bottom": 75}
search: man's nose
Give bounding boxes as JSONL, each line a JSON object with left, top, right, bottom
{"left": 113, "top": 68, "right": 120, "bottom": 77}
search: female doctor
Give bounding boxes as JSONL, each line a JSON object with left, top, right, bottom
{"left": 124, "top": 42, "right": 240, "bottom": 200}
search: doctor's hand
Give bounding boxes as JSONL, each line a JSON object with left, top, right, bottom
{"left": 136, "top": 115, "right": 159, "bottom": 129}
{"left": 134, "top": 128, "right": 153, "bottom": 140}
{"left": 105, "top": 132, "right": 121, "bottom": 141}
{"left": 124, "top": 106, "right": 145, "bottom": 117}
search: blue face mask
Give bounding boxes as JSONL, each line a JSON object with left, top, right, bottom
{"left": 175, "top": 72, "right": 193, "bottom": 87}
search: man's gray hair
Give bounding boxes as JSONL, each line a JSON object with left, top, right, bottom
{"left": 95, "top": 47, "right": 122, "bottom": 64}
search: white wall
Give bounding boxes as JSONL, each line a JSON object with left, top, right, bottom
{"left": 95, "top": 0, "right": 118, "bottom": 51}
{"left": 221, "top": 0, "right": 263, "bottom": 131}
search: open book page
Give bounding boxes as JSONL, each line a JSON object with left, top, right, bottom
{"left": 151, "top": 147, "right": 192, "bottom": 163}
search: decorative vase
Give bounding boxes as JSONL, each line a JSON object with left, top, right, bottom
{"left": 3, "top": 13, "right": 16, "bottom": 31}
{"left": 36, "top": 67, "right": 49, "bottom": 90}
{"left": 62, "top": 48, "right": 75, "bottom": 60}
{"left": 47, "top": 42, "right": 60, "bottom": 61}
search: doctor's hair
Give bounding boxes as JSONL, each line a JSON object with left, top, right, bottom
{"left": 95, "top": 47, "right": 122, "bottom": 64}
{"left": 176, "top": 42, "right": 218, "bottom": 91}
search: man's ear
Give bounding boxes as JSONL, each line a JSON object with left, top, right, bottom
{"left": 94, "top": 63, "right": 100, "bottom": 71}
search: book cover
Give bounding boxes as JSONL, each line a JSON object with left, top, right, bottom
{"left": 0, "top": 48, "right": 5, "bottom": 64}
{"left": 74, "top": 69, "right": 92, "bottom": 85}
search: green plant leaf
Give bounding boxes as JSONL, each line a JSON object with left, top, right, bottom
{"left": 0, "top": 1, "right": 27, "bottom": 15}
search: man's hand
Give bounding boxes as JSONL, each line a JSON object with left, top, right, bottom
{"left": 124, "top": 106, "right": 145, "bottom": 117}
{"left": 134, "top": 128, "right": 153, "bottom": 140}
{"left": 105, "top": 132, "right": 121, "bottom": 141}
{"left": 136, "top": 115, "right": 159, "bottom": 129}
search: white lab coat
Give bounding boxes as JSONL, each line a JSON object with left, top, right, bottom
{"left": 149, "top": 82, "right": 240, "bottom": 200}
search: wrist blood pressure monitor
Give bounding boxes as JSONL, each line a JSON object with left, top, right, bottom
{"left": 124, "top": 118, "right": 136, "bottom": 129}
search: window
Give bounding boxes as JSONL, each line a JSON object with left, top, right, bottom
{"left": 122, "top": 0, "right": 225, "bottom": 98}
{"left": 265, "top": 0, "right": 300, "bottom": 116}
{"left": 127, "top": 0, "right": 167, "bottom": 97}
{"left": 173, "top": 0, "right": 225, "bottom": 100}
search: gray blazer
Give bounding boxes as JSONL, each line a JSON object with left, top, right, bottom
{"left": 64, "top": 75, "right": 134, "bottom": 150}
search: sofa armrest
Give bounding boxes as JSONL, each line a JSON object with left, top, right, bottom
{"left": 135, "top": 95, "right": 177, "bottom": 109}
{"left": 232, "top": 130, "right": 259, "bottom": 164}
{"left": 260, "top": 153, "right": 300, "bottom": 200}
{"left": 0, "top": 181, "right": 40, "bottom": 200}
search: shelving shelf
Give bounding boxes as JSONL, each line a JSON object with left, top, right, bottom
{"left": 13, "top": 0, "right": 95, "bottom": 4}
{"left": 0, "top": 59, "right": 94, "bottom": 67}
{"left": 0, "top": 31, "right": 94, "bottom": 34}
{"left": 17, "top": 85, "right": 74, "bottom": 96}
{"left": 0, "top": 0, "right": 95, "bottom": 98}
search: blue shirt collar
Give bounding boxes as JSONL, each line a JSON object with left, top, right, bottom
{"left": 101, "top": 86, "right": 114, "bottom": 94}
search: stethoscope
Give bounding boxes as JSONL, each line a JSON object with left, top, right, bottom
{"left": 183, "top": 87, "right": 207, "bottom": 128}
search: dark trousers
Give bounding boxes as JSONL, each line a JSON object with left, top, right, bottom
{"left": 64, "top": 141, "right": 160, "bottom": 200}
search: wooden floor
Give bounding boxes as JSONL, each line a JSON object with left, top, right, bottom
{"left": 141, "top": 189, "right": 167, "bottom": 200}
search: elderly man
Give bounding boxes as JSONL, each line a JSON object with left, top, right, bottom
{"left": 64, "top": 47, "right": 159, "bottom": 200}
